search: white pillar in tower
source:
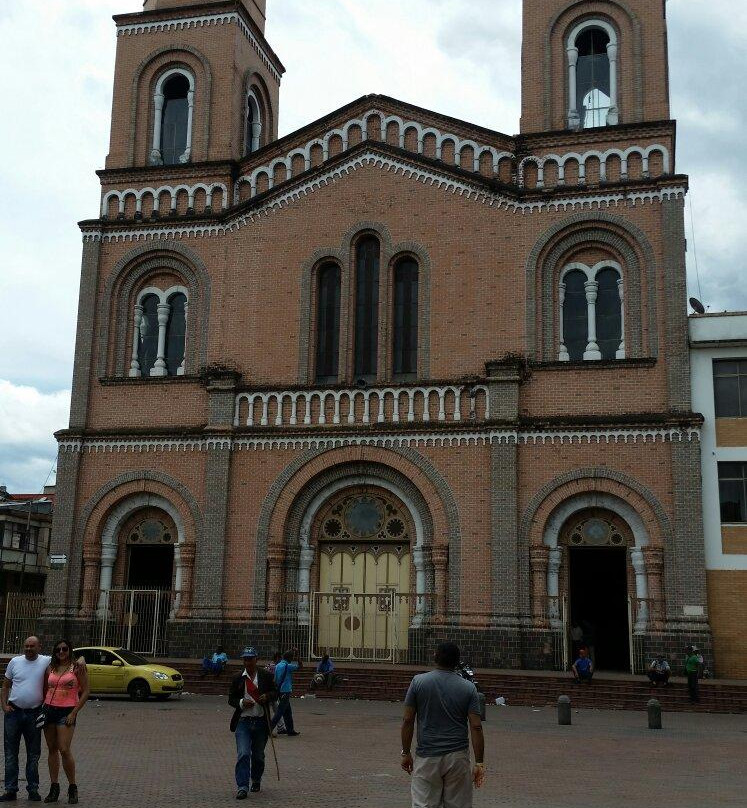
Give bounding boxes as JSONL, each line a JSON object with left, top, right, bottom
{"left": 129, "top": 304, "right": 143, "bottom": 377}
{"left": 558, "top": 283, "right": 570, "bottom": 361}
{"left": 180, "top": 89, "right": 194, "bottom": 163}
{"left": 616, "top": 278, "right": 626, "bottom": 359}
{"left": 583, "top": 280, "right": 602, "bottom": 360}
{"left": 149, "top": 93, "right": 165, "bottom": 165}
{"left": 607, "top": 42, "right": 619, "bottom": 124}
{"left": 151, "top": 302, "right": 171, "bottom": 377}
{"left": 630, "top": 548, "right": 649, "bottom": 632}
{"left": 567, "top": 47, "right": 580, "bottom": 129}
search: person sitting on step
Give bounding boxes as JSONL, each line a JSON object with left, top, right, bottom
{"left": 647, "top": 655, "right": 671, "bottom": 687}
{"left": 571, "top": 647, "right": 594, "bottom": 684}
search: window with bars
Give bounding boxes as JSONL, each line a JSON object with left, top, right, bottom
{"left": 718, "top": 462, "right": 747, "bottom": 523}
{"left": 713, "top": 360, "right": 747, "bottom": 418}
{"left": 354, "top": 237, "right": 380, "bottom": 379}
{"left": 393, "top": 258, "right": 419, "bottom": 377}
{"left": 315, "top": 263, "right": 341, "bottom": 384}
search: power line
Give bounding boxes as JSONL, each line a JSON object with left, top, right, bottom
{"left": 688, "top": 193, "right": 704, "bottom": 303}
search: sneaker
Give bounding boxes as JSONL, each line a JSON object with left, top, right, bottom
{"left": 0, "top": 795, "right": 16, "bottom": 803}
{"left": 250, "top": 783, "right": 261, "bottom": 793}
{"left": 236, "top": 790, "right": 248, "bottom": 800}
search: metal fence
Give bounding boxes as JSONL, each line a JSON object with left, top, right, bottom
{"left": 278, "top": 591, "right": 433, "bottom": 664}
{"left": 1, "top": 593, "right": 45, "bottom": 654}
{"left": 91, "top": 590, "right": 180, "bottom": 657}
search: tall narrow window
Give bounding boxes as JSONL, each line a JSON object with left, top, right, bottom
{"left": 245, "top": 91, "right": 262, "bottom": 156}
{"left": 315, "top": 264, "right": 341, "bottom": 384}
{"left": 563, "top": 270, "right": 588, "bottom": 361}
{"left": 718, "top": 462, "right": 747, "bottom": 523}
{"left": 354, "top": 237, "right": 380, "bottom": 379}
{"left": 576, "top": 28, "right": 611, "bottom": 128}
{"left": 165, "top": 293, "right": 187, "bottom": 376}
{"left": 393, "top": 258, "right": 419, "bottom": 377}
{"left": 161, "top": 74, "right": 190, "bottom": 165}
{"left": 138, "top": 294, "right": 160, "bottom": 376}
{"left": 595, "top": 268, "right": 622, "bottom": 360}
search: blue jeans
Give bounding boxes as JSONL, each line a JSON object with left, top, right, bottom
{"left": 4, "top": 707, "right": 42, "bottom": 794}
{"left": 271, "top": 694, "right": 294, "bottom": 733}
{"left": 235, "top": 717, "right": 268, "bottom": 789}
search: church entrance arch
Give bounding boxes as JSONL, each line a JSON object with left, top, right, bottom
{"left": 311, "top": 486, "right": 414, "bottom": 662}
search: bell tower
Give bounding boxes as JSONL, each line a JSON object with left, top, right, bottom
{"left": 520, "top": 0, "right": 671, "bottom": 134}
{"left": 106, "top": 0, "right": 283, "bottom": 168}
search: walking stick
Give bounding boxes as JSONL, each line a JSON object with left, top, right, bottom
{"left": 264, "top": 703, "right": 281, "bottom": 782}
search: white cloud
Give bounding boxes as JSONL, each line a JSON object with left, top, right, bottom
{"left": 0, "top": 381, "right": 70, "bottom": 493}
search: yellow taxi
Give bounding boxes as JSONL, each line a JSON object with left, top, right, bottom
{"left": 74, "top": 647, "right": 184, "bottom": 701}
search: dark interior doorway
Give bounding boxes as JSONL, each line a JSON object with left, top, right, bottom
{"left": 127, "top": 545, "right": 174, "bottom": 589}
{"left": 569, "top": 547, "right": 629, "bottom": 671}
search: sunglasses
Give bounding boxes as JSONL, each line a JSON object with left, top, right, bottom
{"left": 56, "top": 647, "right": 70, "bottom": 652}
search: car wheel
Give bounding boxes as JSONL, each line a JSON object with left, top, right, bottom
{"left": 128, "top": 679, "right": 151, "bottom": 701}
{"left": 154, "top": 694, "right": 171, "bottom": 701}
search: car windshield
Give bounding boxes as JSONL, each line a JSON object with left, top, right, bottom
{"left": 115, "top": 650, "right": 150, "bottom": 666}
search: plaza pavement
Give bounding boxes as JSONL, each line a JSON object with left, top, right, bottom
{"left": 3, "top": 695, "right": 745, "bottom": 807}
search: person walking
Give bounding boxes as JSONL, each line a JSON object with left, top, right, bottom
{"left": 685, "top": 645, "right": 701, "bottom": 703}
{"left": 264, "top": 653, "right": 285, "bottom": 735}
{"left": 1, "top": 637, "right": 85, "bottom": 803}
{"left": 400, "top": 642, "right": 485, "bottom": 808}
{"left": 42, "top": 639, "right": 89, "bottom": 805}
{"left": 228, "top": 647, "right": 278, "bottom": 799}
{"left": 270, "top": 650, "right": 302, "bottom": 737}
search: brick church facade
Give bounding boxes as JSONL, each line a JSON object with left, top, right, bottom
{"left": 44, "top": 0, "right": 712, "bottom": 670}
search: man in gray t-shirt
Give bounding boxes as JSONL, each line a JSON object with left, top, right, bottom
{"left": 401, "top": 643, "right": 485, "bottom": 807}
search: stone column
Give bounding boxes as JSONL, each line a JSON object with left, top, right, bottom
{"left": 96, "top": 542, "right": 118, "bottom": 616}
{"left": 129, "top": 304, "right": 143, "bottom": 377}
{"left": 567, "top": 47, "right": 580, "bottom": 128}
{"left": 177, "top": 300, "right": 188, "bottom": 376}
{"left": 175, "top": 543, "right": 195, "bottom": 618}
{"left": 529, "top": 545, "right": 549, "bottom": 626}
{"left": 558, "top": 283, "right": 570, "bottom": 361}
{"left": 150, "top": 302, "right": 171, "bottom": 377}
{"left": 547, "top": 547, "right": 563, "bottom": 625}
{"left": 80, "top": 548, "right": 101, "bottom": 617}
{"left": 606, "top": 42, "right": 619, "bottom": 124}
{"left": 630, "top": 547, "right": 650, "bottom": 631}
{"left": 180, "top": 89, "right": 195, "bottom": 163}
{"left": 432, "top": 545, "right": 448, "bottom": 622}
{"left": 149, "top": 92, "right": 165, "bottom": 165}
{"left": 583, "top": 280, "right": 602, "bottom": 360}
{"left": 642, "top": 546, "right": 665, "bottom": 629}
{"left": 616, "top": 279, "right": 626, "bottom": 359}
{"left": 266, "top": 545, "right": 286, "bottom": 621}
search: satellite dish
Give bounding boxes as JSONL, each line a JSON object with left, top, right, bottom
{"left": 689, "top": 297, "right": 706, "bottom": 314}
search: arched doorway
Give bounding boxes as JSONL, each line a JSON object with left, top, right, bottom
{"left": 123, "top": 508, "right": 176, "bottom": 590}
{"left": 312, "top": 487, "right": 413, "bottom": 661}
{"left": 562, "top": 510, "right": 633, "bottom": 671}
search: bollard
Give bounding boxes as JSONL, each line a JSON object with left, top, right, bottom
{"left": 478, "top": 692, "right": 487, "bottom": 721}
{"left": 557, "top": 695, "right": 571, "bottom": 725}
{"left": 647, "top": 698, "right": 662, "bottom": 729}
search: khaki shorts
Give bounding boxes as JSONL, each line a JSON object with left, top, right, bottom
{"left": 411, "top": 749, "right": 472, "bottom": 808}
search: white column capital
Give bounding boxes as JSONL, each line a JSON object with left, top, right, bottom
{"left": 584, "top": 280, "right": 599, "bottom": 302}
{"left": 606, "top": 42, "right": 618, "bottom": 61}
{"left": 566, "top": 46, "right": 579, "bottom": 66}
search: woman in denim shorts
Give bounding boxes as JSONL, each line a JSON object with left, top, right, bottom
{"left": 42, "top": 640, "right": 89, "bottom": 804}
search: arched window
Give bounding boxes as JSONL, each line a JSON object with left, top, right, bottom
{"left": 129, "top": 286, "right": 189, "bottom": 378}
{"left": 166, "top": 292, "right": 187, "bottom": 376}
{"left": 149, "top": 70, "right": 195, "bottom": 166}
{"left": 245, "top": 89, "right": 262, "bottom": 156}
{"left": 560, "top": 270, "right": 588, "bottom": 361}
{"left": 137, "top": 294, "right": 160, "bottom": 376}
{"left": 559, "top": 262, "right": 625, "bottom": 362}
{"left": 595, "top": 268, "right": 624, "bottom": 360}
{"left": 567, "top": 21, "right": 618, "bottom": 129}
{"left": 393, "top": 258, "right": 419, "bottom": 377}
{"left": 315, "top": 264, "right": 341, "bottom": 384}
{"left": 354, "top": 237, "right": 380, "bottom": 380}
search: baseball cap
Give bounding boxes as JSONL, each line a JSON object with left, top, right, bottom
{"left": 241, "top": 646, "right": 259, "bottom": 658}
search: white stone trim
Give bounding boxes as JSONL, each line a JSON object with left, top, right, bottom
{"left": 116, "top": 11, "right": 282, "bottom": 84}
{"left": 102, "top": 183, "right": 229, "bottom": 218}
{"left": 234, "top": 108, "right": 515, "bottom": 203}
{"left": 58, "top": 426, "right": 700, "bottom": 455}
{"left": 82, "top": 150, "right": 687, "bottom": 244}
{"left": 96, "top": 492, "right": 185, "bottom": 617}
{"left": 234, "top": 384, "right": 487, "bottom": 428}
{"left": 518, "top": 144, "right": 671, "bottom": 187}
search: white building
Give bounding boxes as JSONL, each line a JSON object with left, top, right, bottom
{"left": 690, "top": 312, "right": 747, "bottom": 678}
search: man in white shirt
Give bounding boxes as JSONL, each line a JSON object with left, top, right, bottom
{"left": 1, "top": 636, "right": 51, "bottom": 801}
{"left": 228, "top": 648, "right": 278, "bottom": 799}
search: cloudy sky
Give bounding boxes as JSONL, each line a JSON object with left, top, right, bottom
{"left": 0, "top": 0, "right": 744, "bottom": 493}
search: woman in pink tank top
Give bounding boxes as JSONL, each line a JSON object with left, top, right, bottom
{"left": 42, "top": 639, "right": 89, "bottom": 804}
